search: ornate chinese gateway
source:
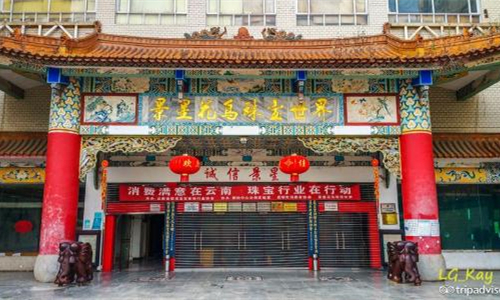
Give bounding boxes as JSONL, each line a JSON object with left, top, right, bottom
{"left": 2, "top": 23, "right": 500, "bottom": 283}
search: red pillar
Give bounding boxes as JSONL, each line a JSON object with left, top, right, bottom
{"left": 399, "top": 82, "right": 445, "bottom": 280}
{"left": 400, "top": 133, "right": 441, "bottom": 254}
{"left": 34, "top": 80, "right": 82, "bottom": 282}
{"left": 38, "top": 132, "right": 82, "bottom": 254}
{"left": 102, "top": 214, "right": 117, "bottom": 272}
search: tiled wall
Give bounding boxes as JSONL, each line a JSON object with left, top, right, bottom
{"left": 0, "top": 86, "right": 50, "bottom": 132}
{"left": 430, "top": 83, "right": 500, "bottom": 133}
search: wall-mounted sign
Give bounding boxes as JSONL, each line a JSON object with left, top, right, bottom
{"left": 213, "top": 202, "right": 228, "bottom": 212}
{"left": 119, "top": 183, "right": 361, "bottom": 202}
{"left": 382, "top": 213, "right": 398, "bottom": 225}
{"left": 91, "top": 212, "right": 103, "bottom": 230}
{"left": 149, "top": 203, "right": 161, "bottom": 212}
{"left": 404, "top": 219, "right": 440, "bottom": 237}
{"left": 283, "top": 202, "right": 298, "bottom": 212}
{"left": 242, "top": 203, "right": 257, "bottom": 212}
{"left": 184, "top": 202, "right": 200, "bottom": 212}
{"left": 76, "top": 230, "right": 101, "bottom": 267}
{"left": 257, "top": 202, "right": 271, "bottom": 212}
{"left": 271, "top": 202, "right": 284, "bottom": 212}
{"left": 141, "top": 96, "right": 341, "bottom": 125}
{"left": 380, "top": 203, "right": 396, "bottom": 213}
{"left": 381, "top": 203, "right": 398, "bottom": 225}
{"left": 201, "top": 203, "right": 213, "bottom": 212}
{"left": 228, "top": 202, "right": 242, "bottom": 212}
{"left": 324, "top": 201, "right": 339, "bottom": 211}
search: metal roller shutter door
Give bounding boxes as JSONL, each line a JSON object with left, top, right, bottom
{"left": 175, "top": 211, "right": 309, "bottom": 268}
{"left": 318, "top": 184, "right": 378, "bottom": 268}
{"left": 319, "top": 211, "right": 373, "bottom": 267}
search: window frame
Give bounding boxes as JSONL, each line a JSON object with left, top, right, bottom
{"left": 0, "top": 0, "right": 97, "bottom": 22}
{"left": 206, "top": 0, "right": 276, "bottom": 27}
{"left": 295, "top": 0, "right": 369, "bottom": 26}
{"left": 437, "top": 184, "right": 500, "bottom": 251}
{"left": 388, "top": 0, "right": 481, "bottom": 24}
{"left": 115, "top": 0, "right": 188, "bottom": 25}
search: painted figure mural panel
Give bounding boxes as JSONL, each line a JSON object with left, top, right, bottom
{"left": 82, "top": 94, "right": 138, "bottom": 125}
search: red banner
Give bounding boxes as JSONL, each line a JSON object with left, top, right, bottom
{"left": 119, "top": 183, "right": 361, "bottom": 202}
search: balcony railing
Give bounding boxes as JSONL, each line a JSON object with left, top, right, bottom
{"left": 389, "top": 13, "right": 481, "bottom": 25}
{"left": 388, "top": 21, "right": 499, "bottom": 40}
{"left": 0, "top": 13, "right": 98, "bottom": 38}
{"left": 0, "top": 11, "right": 96, "bottom": 23}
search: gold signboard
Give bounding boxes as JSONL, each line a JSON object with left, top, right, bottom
{"left": 143, "top": 96, "right": 341, "bottom": 125}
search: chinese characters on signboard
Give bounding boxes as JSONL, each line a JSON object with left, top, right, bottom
{"left": 198, "top": 166, "right": 280, "bottom": 182}
{"left": 119, "top": 183, "right": 361, "bottom": 202}
{"left": 141, "top": 96, "right": 340, "bottom": 125}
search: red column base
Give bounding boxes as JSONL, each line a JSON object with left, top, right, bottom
{"left": 308, "top": 256, "right": 320, "bottom": 271}
{"left": 169, "top": 258, "right": 176, "bottom": 272}
{"left": 102, "top": 215, "right": 116, "bottom": 272}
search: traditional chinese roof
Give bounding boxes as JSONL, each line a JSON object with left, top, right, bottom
{"left": 433, "top": 133, "right": 500, "bottom": 158}
{"left": 1, "top": 29, "right": 500, "bottom": 69}
{"left": 0, "top": 132, "right": 47, "bottom": 158}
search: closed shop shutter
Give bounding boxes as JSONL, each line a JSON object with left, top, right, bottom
{"left": 175, "top": 207, "right": 309, "bottom": 268}
{"left": 318, "top": 184, "right": 378, "bottom": 268}
{"left": 318, "top": 211, "right": 372, "bottom": 267}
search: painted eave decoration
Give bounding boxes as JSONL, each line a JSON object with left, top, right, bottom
{"left": 0, "top": 132, "right": 47, "bottom": 158}
{"left": 433, "top": 133, "right": 500, "bottom": 159}
{"left": 2, "top": 28, "right": 500, "bottom": 70}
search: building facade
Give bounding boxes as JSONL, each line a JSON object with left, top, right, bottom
{"left": 0, "top": 0, "right": 499, "bottom": 281}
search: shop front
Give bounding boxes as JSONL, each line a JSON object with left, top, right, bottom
{"left": 1, "top": 27, "right": 500, "bottom": 281}
{"left": 97, "top": 165, "right": 385, "bottom": 270}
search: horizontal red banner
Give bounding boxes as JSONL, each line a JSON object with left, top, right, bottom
{"left": 119, "top": 183, "right": 361, "bottom": 202}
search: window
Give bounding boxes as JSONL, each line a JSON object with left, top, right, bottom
{"left": 207, "top": 0, "right": 276, "bottom": 26}
{"left": 0, "top": 0, "right": 96, "bottom": 22}
{"left": 0, "top": 184, "right": 85, "bottom": 254}
{"left": 0, "top": 185, "right": 44, "bottom": 253}
{"left": 388, "top": 0, "right": 480, "bottom": 24}
{"left": 438, "top": 185, "right": 500, "bottom": 250}
{"left": 296, "top": 0, "right": 368, "bottom": 26}
{"left": 116, "top": 0, "right": 187, "bottom": 25}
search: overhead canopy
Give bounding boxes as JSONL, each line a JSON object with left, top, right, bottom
{"left": 0, "top": 132, "right": 47, "bottom": 158}
{"left": 433, "top": 134, "right": 500, "bottom": 159}
{"left": 1, "top": 30, "right": 500, "bottom": 70}
{"left": 1, "top": 132, "right": 499, "bottom": 160}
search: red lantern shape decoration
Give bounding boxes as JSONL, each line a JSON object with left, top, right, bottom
{"left": 279, "top": 154, "right": 310, "bottom": 182}
{"left": 169, "top": 154, "right": 201, "bottom": 182}
{"left": 14, "top": 220, "right": 33, "bottom": 234}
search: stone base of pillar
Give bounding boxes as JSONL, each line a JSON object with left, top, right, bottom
{"left": 417, "top": 254, "right": 446, "bottom": 281}
{"left": 34, "top": 254, "right": 59, "bottom": 283}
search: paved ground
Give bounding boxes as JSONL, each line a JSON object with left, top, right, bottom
{"left": 0, "top": 268, "right": 499, "bottom": 300}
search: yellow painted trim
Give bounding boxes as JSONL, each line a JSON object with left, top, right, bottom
{"left": 0, "top": 168, "right": 45, "bottom": 184}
